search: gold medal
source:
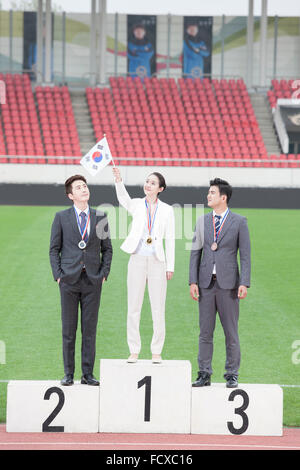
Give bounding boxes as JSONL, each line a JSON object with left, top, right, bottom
{"left": 145, "top": 199, "right": 158, "bottom": 247}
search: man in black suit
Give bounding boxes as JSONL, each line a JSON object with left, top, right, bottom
{"left": 49, "top": 175, "right": 113, "bottom": 386}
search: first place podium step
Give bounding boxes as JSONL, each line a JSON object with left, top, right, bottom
{"left": 99, "top": 359, "right": 192, "bottom": 434}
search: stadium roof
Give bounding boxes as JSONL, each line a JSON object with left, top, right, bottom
{"left": 1, "top": 0, "right": 300, "bottom": 16}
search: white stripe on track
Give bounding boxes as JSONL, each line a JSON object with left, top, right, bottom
{"left": 0, "top": 441, "right": 299, "bottom": 450}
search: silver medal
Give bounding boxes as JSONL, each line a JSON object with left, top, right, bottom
{"left": 78, "top": 240, "right": 87, "bottom": 249}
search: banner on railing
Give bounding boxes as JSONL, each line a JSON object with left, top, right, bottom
{"left": 127, "top": 15, "right": 156, "bottom": 79}
{"left": 23, "top": 11, "right": 54, "bottom": 81}
{"left": 182, "top": 16, "right": 213, "bottom": 79}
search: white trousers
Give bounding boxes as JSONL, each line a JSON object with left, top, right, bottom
{"left": 127, "top": 254, "right": 167, "bottom": 355}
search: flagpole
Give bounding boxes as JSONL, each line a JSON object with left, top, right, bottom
{"left": 104, "top": 133, "right": 116, "bottom": 167}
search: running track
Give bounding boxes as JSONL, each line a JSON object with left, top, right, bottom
{"left": 0, "top": 424, "right": 299, "bottom": 450}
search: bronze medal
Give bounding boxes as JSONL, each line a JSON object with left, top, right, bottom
{"left": 146, "top": 237, "right": 153, "bottom": 245}
{"left": 212, "top": 209, "right": 229, "bottom": 252}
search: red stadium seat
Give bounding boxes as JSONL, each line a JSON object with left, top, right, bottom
{"left": 0, "top": 75, "right": 275, "bottom": 168}
{"left": 35, "top": 85, "right": 80, "bottom": 161}
{"left": 0, "top": 73, "right": 45, "bottom": 160}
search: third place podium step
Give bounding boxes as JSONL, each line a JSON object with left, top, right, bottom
{"left": 99, "top": 359, "right": 191, "bottom": 434}
{"left": 191, "top": 383, "right": 283, "bottom": 436}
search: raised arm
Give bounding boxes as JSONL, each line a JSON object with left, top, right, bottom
{"left": 112, "top": 167, "right": 134, "bottom": 214}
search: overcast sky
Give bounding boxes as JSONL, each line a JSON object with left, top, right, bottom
{"left": 2, "top": 0, "right": 300, "bottom": 16}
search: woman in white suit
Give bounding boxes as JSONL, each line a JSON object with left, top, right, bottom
{"left": 112, "top": 167, "right": 175, "bottom": 363}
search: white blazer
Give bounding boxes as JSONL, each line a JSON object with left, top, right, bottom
{"left": 115, "top": 181, "right": 175, "bottom": 272}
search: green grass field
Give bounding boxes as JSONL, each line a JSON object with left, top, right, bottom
{"left": 0, "top": 205, "right": 299, "bottom": 426}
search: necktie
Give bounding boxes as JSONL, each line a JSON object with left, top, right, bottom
{"left": 214, "top": 215, "right": 221, "bottom": 235}
{"left": 79, "top": 211, "right": 88, "bottom": 242}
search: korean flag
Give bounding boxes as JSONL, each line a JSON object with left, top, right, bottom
{"left": 80, "top": 136, "right": 113, "bottom": 176}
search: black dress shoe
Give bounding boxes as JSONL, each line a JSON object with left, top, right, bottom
{"left": 60, "top": 374, "right": 74, "bottom": 386}
{"left": 81, "top": 374, "right": 100, "bottom": 386}
{"left": 225, "top": 374, "right": 238, "bottom": 388}
{"left": 192, "top": 371, "right": 211, "bottom": 387}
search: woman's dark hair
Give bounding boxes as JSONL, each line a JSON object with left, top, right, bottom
{"left": 209, "top": 177, "right": 232, "bottom": 203}
{"left": 149, "top": 172, "right": 167, "bottom": 194}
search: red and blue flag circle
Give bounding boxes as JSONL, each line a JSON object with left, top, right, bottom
{"left": 92, "top": 151, "right": 103, "bottom": 163}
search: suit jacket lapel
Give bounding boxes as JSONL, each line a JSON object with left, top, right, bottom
{"left": 69, "top": 207, "right": 81, "bottom": 241}
{"left": 87, "top": 208, "right": 97, "bottom": 245}
{"left": 152, "top": 198, "right": 160, "bottom": 234}
{"left": 143, "top": 197, "right": 155, "bottom": 233}
{"left": 206, "top": 213, "right": 214, "bottom": 245}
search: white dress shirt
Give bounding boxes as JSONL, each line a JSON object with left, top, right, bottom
{"left": 134, "top": 218, "right": 156, "bottom": 256}
{"left": 73, "top": 205, "right": 90, "bottom": 236}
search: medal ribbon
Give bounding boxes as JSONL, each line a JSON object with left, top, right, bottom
{"left": 74, "top": 208, "right": 90, "bottom": 241}
{"left": 213, "top": 209, "right": 229, "bottom": 243}
{"left": 145, "top": 199, "right": 158, "bottom": 237}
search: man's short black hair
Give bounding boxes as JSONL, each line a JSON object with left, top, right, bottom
{"left": 209, "top": 177, "right": 232, "bottom": 203}
{"left": 65, "top": 174, "right": 87, "bottom": 196}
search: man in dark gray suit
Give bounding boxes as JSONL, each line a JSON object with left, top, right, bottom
{"left": 49, "top": 175, "right": 113, "bottom": 386}
{"left": 189, "top": 178, "right": 251, "bottom": 388}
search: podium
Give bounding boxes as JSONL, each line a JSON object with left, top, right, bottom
{"left": 99, "top": 359, "right": 191, "bottom": 433}
{"left": 6, "top": 380, "right": 99, "bottom": 433}
{"left": 6, "top": 360, "right": 283, "bottom": 436}
{"left": 191, "top": 383, "right": 283, "bottom": 436}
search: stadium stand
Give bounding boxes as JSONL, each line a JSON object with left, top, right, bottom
{"left": 35, "top": 85, "right": 82, "bottom": 164}
{"left": 178, "top": 77, "right": 268, "bottom": 165}
{"left": 0, "top": 74, "right": 82, "bottom": 164}
{"left": 0, "top": 73, "right": 299, "bottom": 167}
{"left": 0, "top": 115, "right": 5, "bottom": 162}
{"left": 0, "top": 73, "right": 44, "bottom": 163}
{"left": 267, "top": 79, "right": 296, "bottom": 108}
{"left": 87, "top": 76, "right": 270, "bottom": 166}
